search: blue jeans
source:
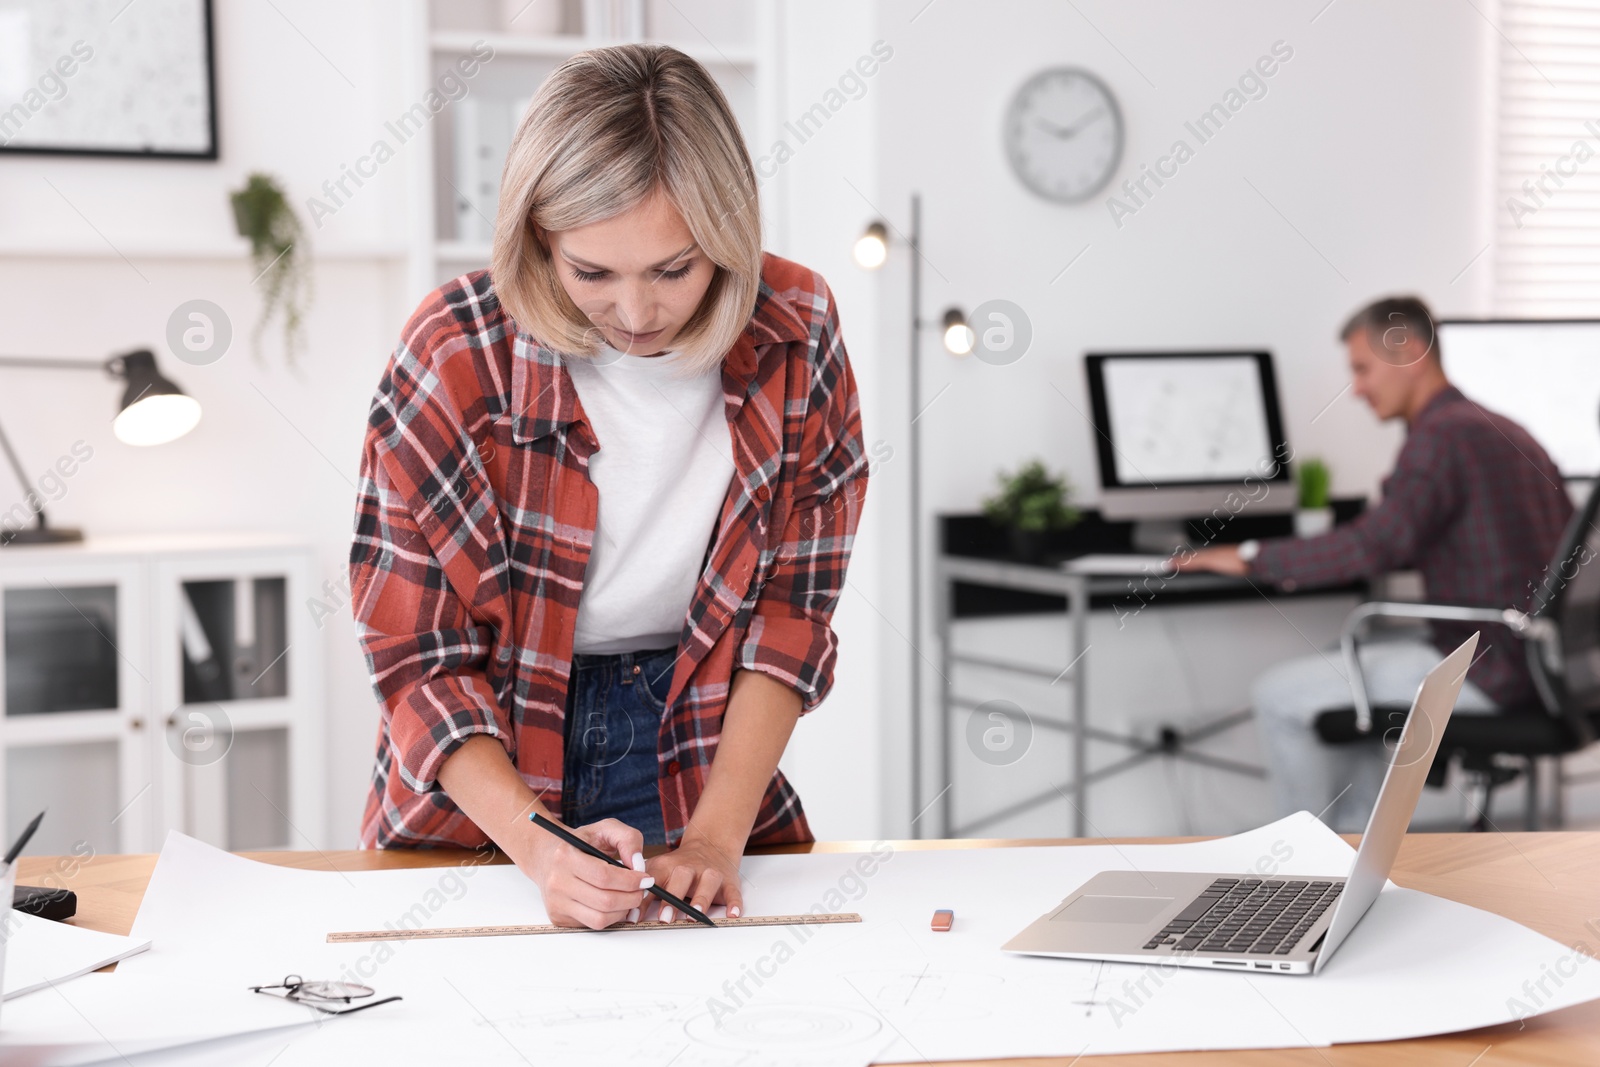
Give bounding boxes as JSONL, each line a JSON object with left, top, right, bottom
{"left": 561, "top": 645, "right": 676, "bottom": 845}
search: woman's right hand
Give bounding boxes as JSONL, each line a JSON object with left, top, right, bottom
{"left": 521, "top": 817, "right": 654, "bottom": 929}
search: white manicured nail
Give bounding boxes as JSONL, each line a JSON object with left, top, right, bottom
{"left": 639, "top": 876, "right": 655, "bottom": 889}
{"left": 631, "top": 852, "right": 647, "bottom": 872}
{"left": 729, "top": 905, "right": 741, "bottom": 918}
{"left": 628, "top": 908, "right": 640, "bottom": 924}
{"left": 661, "top": 906, "right": 674, "bottom": 923}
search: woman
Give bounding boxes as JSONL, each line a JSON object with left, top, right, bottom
{"left": 350, "top": 44, "right": 868, "bottom": 931}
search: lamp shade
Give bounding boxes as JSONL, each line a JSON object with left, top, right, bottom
{"left": 110, "top": 349, "right": 202, "bottom": 446}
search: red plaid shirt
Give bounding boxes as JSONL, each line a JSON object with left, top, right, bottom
{"left": 1251, "top": 386, "right": 1573, "bottom": 706}
{"left": 351, "top": 253, "right": 868, "bottom": 849}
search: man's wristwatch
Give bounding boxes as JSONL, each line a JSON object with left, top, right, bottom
{"left": 1236, "top": 539, "right": 1261, "bottom": 563}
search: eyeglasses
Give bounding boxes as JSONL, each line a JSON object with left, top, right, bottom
{"left": 249, "top": 974, "right": 403, "bottom": 1016}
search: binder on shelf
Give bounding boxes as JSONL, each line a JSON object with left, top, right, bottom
{"left": 581, "top": 0, "right": 639, "bottom": 38}
{"left": 179, "top": 587, "right": 230, "bottom": 704}
{"left": 451, "top": 95, "right": 532, "bottom": 244}
{"left": 231, "top": 576, "right": 256, "bottom": 691}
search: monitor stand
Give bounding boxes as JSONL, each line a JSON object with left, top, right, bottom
{"left": 1131, "top": 518, "right": 1190, "bottom": 555}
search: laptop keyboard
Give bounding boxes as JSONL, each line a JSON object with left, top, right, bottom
{"left": 1141, "top": 877, "right": 1343, "bottom": 956}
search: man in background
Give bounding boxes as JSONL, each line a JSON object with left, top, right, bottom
{"left": 1179, "top": 296, "right": 1573, "bottom": 830}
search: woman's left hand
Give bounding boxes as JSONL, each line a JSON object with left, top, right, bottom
{"left": 645, "top": 833, "right": 744, "bottom": 922}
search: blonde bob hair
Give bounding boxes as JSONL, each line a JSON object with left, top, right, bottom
{"left": 491, "top": 44, "right": 762, "bottom": 374}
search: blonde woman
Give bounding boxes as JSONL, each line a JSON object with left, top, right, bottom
{"left": 350, "top": 44, "right": 869, "bottom": 930}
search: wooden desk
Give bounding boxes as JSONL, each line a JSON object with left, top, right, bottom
{"left": 17, "top": 832, "right": 1600, "bottom": 1066}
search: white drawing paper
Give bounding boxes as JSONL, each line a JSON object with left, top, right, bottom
{"left": 2, "top": 910, "right": 151, "bottom": 1001}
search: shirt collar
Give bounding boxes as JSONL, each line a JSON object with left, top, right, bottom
{"left": 1413, "top": 383, "right": 1465, "bottom": 426}
{"left": 509, "top": 266, "right": 811, "bottom": 444}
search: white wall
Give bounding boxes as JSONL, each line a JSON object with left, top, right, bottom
{"left": 762, "top": 2, "right": 890, "bottom": 842}
{"left": 867, "top": 0, "right": 1496, "bottom": 835}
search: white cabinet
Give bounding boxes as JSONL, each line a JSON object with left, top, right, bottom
{"left": 0, "top": 554, "right": 147, "bottom": 856}
{"left": 0, "top": 536, "right": 324, "bottom": 856}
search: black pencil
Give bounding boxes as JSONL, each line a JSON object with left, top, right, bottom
{"left": 3, "top": 810, "right": 43, "bottom": 867}
{"left": 529, "top": 812, "right": 716, "bottom": 927}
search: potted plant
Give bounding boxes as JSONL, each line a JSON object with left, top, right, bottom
{"left": 230, "top": 172, "right": 312, "bottom": 365}
{"left": 982, "top": 459, "right": 1080, "bottom": 563}
{"left": 1295, "top": 458, "right": 1334, "bottom": 537}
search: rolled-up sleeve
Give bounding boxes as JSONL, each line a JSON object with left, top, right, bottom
{"left": 737, "top": 288, "right": 869, "bottom": 711}
{"left": 349, "top": 365, "right": 512, "bottom": 794}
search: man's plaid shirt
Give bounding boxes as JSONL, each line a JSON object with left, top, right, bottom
{"left": 1251, "top": 386, "right": 1573, "bottom": 707}
{"left": 351, "top": 253, "right": 868, "bottom": 849}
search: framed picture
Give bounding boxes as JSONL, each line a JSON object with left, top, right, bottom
{"left": 0, "top": 0, "right": 217, "bottom": 160}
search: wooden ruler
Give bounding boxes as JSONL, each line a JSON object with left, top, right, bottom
{"left": 327, "top": 912, "right": 862, "bottom": 944}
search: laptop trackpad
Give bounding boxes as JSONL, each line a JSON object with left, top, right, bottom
{"left": 1053, "top": 895, "right": 1173, "bottom": 923}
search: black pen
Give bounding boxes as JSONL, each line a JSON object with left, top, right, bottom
{"left": 3, "top": 810, "right": 44, "bottom": 867}
{"left": 529, "top": 812, "right": 716, "bottom": 927}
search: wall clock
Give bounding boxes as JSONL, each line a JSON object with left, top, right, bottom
{"left": 1003, "top": 67, "right": 1123, "bottom": 203}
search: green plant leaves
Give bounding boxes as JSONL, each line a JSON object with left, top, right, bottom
{"left": 230, "top": 172, "right": 312, "bottom": 365}
{"left": 981, "top": 458, "right": 1079, "bottom": 531}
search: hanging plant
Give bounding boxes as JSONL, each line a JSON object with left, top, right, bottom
{"left": 230, "top": 172, "right": 312, "bottom": 365}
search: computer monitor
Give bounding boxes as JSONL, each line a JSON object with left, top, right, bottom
{"left": 1437, "top": 319, "right": 1600, "bottom": 479}
{"left": 1084, "top": 350, "right": 1293, "bottom": 521}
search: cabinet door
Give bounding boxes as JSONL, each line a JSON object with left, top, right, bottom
{"left": 0, "top": 557, "right": 153, "bottom": 855}
{"left": 154, "top": 551, "right": 324, "bottom": 851}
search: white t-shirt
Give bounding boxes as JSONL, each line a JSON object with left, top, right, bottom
{"left": 563, "top": 345, "right": 734, "bottom": 655}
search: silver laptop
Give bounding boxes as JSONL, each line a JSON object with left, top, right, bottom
{"left": 1003, "top": 633, "right": 1477, "bottom": 976}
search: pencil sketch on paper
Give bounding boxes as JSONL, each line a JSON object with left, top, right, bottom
{"left": 842, "top": 966, "right": 1006, "bottom": 1020}
{"left": 463, "top": 988, "right": 889, "bottom": 1066}
{"left": 474, "top": 994, "right": 687, "bottom": 1029}
{"left": 682, "top": 1002, "right": 885, "bottom": 1052}
{"left": 1071, "top": 961, "right": 1112, "bottom": 1018}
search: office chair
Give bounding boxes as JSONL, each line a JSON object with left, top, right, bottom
{"left": 1312, "top": 481, "right": 1600, "bottom": 831}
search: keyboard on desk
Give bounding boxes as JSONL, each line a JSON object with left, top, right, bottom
{"left": 1143, "top": 877, "right": 1344, "bottom": 956}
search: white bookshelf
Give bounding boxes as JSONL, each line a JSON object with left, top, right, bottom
{"left": 401, "top": 0, "right": 777, "bottom": 303}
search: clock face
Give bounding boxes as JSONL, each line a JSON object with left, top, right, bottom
{"left": 1004, "top": 68, "right": 1123, "bottom": 203}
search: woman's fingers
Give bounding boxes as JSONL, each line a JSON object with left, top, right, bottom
{"left": 569, "top": 820, "right": 653, "bottom": 901}
{"left": 563, "top": 857, "right": 652, "bottom": 920}
{"left": 537, "top": 819, "right": 653, "bottom": 929}
{"left": 688, "top": 866, "right": 724, "bottom": 919}
{"left": 660, "top": 863, "right": 697, "bottom": 922}
{"left": 720, "top": 875, "right": 744, "bottom": 919}
{"left": 570, "top": 850, "right": 653, "bottom": 894}
{"left": 580, "top": 818, "right": 645, "bottom": 871}
{"left": 551, "top": 898, "right": 623, "bottom": 931}
{"left": 550, "top": 868, "right": 640, "bottom": 926}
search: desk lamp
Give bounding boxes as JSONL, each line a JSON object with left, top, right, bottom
{"left": 0, "top": 349, "right": 202, "bottom": 545}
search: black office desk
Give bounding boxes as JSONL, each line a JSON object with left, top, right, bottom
{"left": 931, "top": 505, "right": 1369, "bottom": 838}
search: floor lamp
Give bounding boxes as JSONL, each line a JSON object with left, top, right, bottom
{"left": 0, "top": 349, "right": 202, "bottom": 545}
{"left": 855, "top": 195, "right": 973, "bottom": 839}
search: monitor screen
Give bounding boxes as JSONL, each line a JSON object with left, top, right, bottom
{"left": 1438, "top": 320, "right": 1600, "bottom": 478}
{"left": 1085, "top": 352, "right": 1290, "bottom": 488}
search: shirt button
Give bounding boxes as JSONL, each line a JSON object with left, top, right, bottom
{"left": 496, "top": 647, "right": 513, "bottom": 664}
{"left": 666, "top": 760, "right": 681, "bottom": 776}
{"left": 755, "top": 483, "right": 771, "bottom": 501}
